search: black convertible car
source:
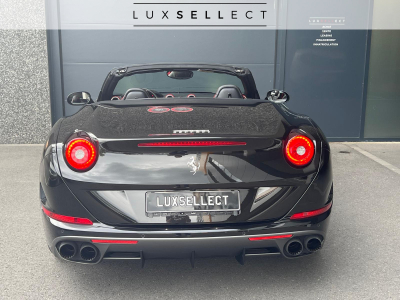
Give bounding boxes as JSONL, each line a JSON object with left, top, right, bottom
{"left": 40, "top": 63, "right": 333, "bottom": 266}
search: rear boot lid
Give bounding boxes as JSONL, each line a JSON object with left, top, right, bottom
{"left": 58, "top": 100, "right": 284, "bottom": 139}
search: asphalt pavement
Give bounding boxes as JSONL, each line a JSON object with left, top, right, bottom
{"left": 1, "top": 143, "right": 399, "bottom": 300}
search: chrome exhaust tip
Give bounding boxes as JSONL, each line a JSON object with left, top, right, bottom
{"left": 80, "top": 244, "right": 98, "bottom": 262}
{"left": 305, "top": 236, "right": 323, "bottom": 252}
{"left": 58, "top": 242, "right": 77, "bottom": 260}
{"left": 285, "top": 239, "right": 303, "bottom": 257}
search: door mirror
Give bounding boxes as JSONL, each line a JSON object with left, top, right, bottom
{"left": 266, "top": 90, "right": 290, "bottom": 103}
{"left": 67, "top": 92, "right": 92, "bottom": 105}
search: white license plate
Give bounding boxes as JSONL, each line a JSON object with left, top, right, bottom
{"left": 145, "top": 190, "right": 240, "bottom": 214}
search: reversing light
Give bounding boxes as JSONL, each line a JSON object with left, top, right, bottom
{"left": 65, "top": 138, "right": 98, "bottom": 171}
{"left": 290, "top": 202, "right": 333, "bottom": 220}
{"left": 285, "top": 135, "right": 315, "bottom": 167}
{"left": 91, "top": 239, "right": 138, "bottom": 244}
{"left": 249, "top": 234, "right": 293, "bottom": 241}
{"left": 42, "top": 206, "right": 93, "bottom": 225}
{"left": 254, "top": 187, "right": 281, "bottom": 203}
{"left": 138, "top": 141, "right": 246, "bottom": 147}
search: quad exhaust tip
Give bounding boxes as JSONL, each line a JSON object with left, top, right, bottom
{"left": 285, "top": 239, "right": 303, "bottom": 257}
{"left": 58, "top": 242, "right": 77, "bottom": 260}
{"left": 80, "top": 244, "right": 98, "bottom": 261}
{"left": 58, "top": 242, "right": 98, "bottom": 262}
{"left": 305, "top": 236, "right": 323, "bottom": 252}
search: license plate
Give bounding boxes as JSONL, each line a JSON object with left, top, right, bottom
{"left": 145, "top": 190, "right": 240, "bottom": 214}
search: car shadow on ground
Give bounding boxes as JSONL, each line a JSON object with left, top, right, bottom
{"left": 58, "top": 251, "right": 334, "bottom": 295}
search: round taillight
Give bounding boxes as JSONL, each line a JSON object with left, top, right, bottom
{"left": 65, "top": 138, "right": 98, "bottom": 171}
{"left": 285, "top": 135, "right": 315, "bottom": 167}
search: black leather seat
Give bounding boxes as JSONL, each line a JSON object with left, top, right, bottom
{"left": 123, "top": 88, "right": 151, "bottom": 100}
{"left": 214, "top": 85, "right": 243, "bottom": 99}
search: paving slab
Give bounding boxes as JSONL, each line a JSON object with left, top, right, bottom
{"left": 345, "top": 142, "right": 400, "bottom": 169}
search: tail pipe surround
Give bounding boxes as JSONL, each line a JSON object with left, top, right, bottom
{"left": 80, "top": 243, "right": 98, "bottom": 261}
{"left": 58, "top": 242, "right": 77, "bottom": 260}
{"left": 305, "top": 236, "right": 323, "bottom": 252}
{"left": 285, "top": 239, "right": 303, "bottom": 257}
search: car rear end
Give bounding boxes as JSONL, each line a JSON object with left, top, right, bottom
{"left": 40, "top": 101, "right": 333, "bottom": 265}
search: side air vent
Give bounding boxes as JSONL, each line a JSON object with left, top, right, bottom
{"left": 173, "top": 130, "right": 210, "bottom": 134}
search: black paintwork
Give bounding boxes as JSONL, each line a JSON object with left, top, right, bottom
{"left": 40, "top": 64, "right": 333, "bottom": 263}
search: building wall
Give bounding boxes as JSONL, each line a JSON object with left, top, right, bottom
{"left": 364, "top": 0, "right": 400, "bottom": 139}
{"left": 0, "top": 0, "right": 51, "bottom": 144}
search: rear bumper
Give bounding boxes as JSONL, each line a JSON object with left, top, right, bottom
{"left": 42, "top": 210, "right": 331, "bottom": 264}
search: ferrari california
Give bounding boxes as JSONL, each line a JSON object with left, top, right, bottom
{"left": 40, "top": 63, "right": 333, "bottom": 266}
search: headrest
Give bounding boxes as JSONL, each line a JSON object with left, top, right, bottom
{"left": 123, "top": 88, "right": 150, "bottom": 100}
{"left": 215, "top": 85, "right": 243, "bottom": 99}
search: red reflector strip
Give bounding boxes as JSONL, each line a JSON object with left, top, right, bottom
{"left": 290, "top": 202, "right": 333, "bottom": 220}
{"left": 91, "top": 240, "right": 138, "bottom": 244}
{"left": 42, "top": 206, "right": 93, "bottom": 225}
{"left": 248, "top": 234, "right": 293, "bottom": 241}
{"left": 138, "top": 141, "right": 246, "bottom": 147}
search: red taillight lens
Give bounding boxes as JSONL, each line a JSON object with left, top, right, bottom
{"left": 138, "top": 141, "right": 246, "bottom": 147}
{"left": 65, "top": 138, "right": 98, "bottom": 171}
{"left": 285, "top": 135, "right": 315, "bottom": 167}
{"left": 290, "top": 202, "right": 332, "bottom": 220}
{"left": 91, "top": 240, "right": 138, "bottom": 244}
{"left": 42, "top": 206, "right": 93, "bottom": 225}
{"left": 248, "top": 234, "right": 293, "bottom": 241}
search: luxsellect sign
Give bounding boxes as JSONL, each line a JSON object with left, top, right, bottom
{"left": 46, "top": 0, "right": 277, "bottom": 30}
{"left": 131, "top": 1, "right": 276, "bottom": 28}
{"left": 8, "top": 0, "right": 391, "bottom": 30}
